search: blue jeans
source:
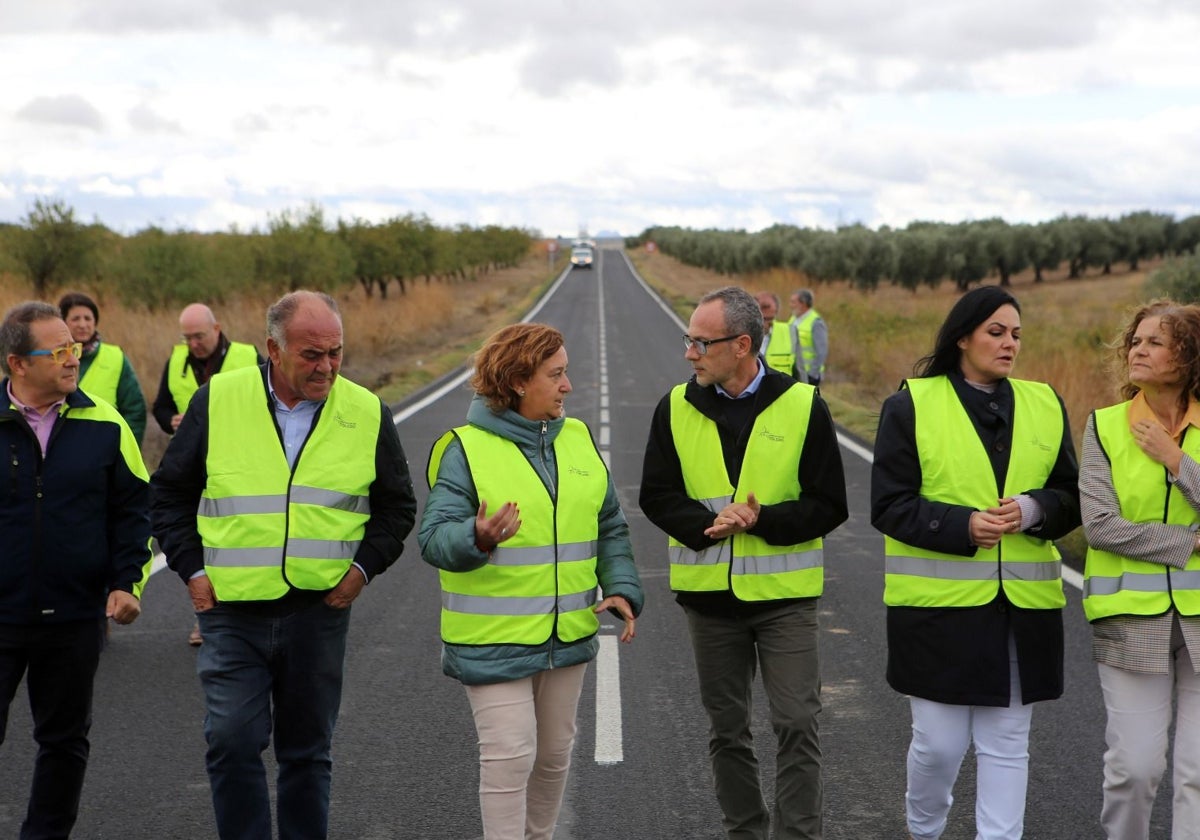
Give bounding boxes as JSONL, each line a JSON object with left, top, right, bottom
{"left": 196, "top": 600, "right": 351, "bottom": 840}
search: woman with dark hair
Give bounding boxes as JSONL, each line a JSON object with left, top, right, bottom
{"left": 57, "top": 291, "right": 147, "bottom": 444}
{"left": 870, "top": 286, "right": 1080, "bottom": 839}
{"left": 419, "top": 322, "right": 643, "bottom": 840}
{"left": 1080, "top": 300, "right": 1200, "bottom": 839}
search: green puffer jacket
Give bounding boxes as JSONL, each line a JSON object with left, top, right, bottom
{"left": 419, "top": 395, "right": 644, "bottom": 686}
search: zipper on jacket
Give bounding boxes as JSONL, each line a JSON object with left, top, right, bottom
{"left": 8, "top": 444, "right": 16, "bottom": 498}
{"left": 540, "top": 419, "right": 559, "bottom": 667}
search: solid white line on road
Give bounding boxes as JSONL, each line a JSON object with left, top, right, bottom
{"left": 594, "top": 634, "right": 624, "bottom": 765}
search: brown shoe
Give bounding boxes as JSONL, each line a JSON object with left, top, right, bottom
{"left": 188, "top": 622, "right": 203, "bottom": 646}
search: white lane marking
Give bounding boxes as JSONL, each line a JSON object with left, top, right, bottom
{"left": 594, "top": 634, "right": 624, "bottom": 765}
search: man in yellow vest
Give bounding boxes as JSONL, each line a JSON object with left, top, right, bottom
{"left": 150, "top": 291, "right": 417, "bottom": 840}
{"left": 151, "top": 302, "right": 263, "bottom": 436}
{"left": 640, "top": 286, "right": 848, "bottom": 840}
{"left": 788, "top": 289, "right": 828, "bottom": 386}
{"left": 755, "top": 291, "right": 796, "bottom": 376}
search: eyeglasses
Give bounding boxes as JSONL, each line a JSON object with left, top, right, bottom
{"left": 26, "top": 343, "right": 83, "bottom": 364}
{"left": 682, "top": 334, "right": 741, "bottom": 356}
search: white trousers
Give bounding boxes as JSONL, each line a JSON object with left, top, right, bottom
{"left": 907, "top": 640, "right": 1033, "bottom": 840}
{"left": 1098, "top": 629, "right": 1200, "bottom": 840}
{"left": 465, "top": 664, "right": 587, "bottom": 840}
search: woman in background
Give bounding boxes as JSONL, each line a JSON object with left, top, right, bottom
{"left": 419, "top": 322, "right": 643, "bottom": 840}
{"left": 871, "top": 285, "right": 1080, "bottom": 839}
{"left": 1080, "top": 300, "right": 1200, "bottom": 840}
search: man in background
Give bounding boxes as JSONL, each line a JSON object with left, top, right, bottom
{"left": 1, "top": 301, "right": 150, "bottom": 839}
{"left": 755, "top": 291, "right": 795, "bottom": 376}
{"left": 788, "top": 289, "right": 828, "bottom": 386}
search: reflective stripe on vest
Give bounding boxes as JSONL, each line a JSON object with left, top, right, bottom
{"left": 763, "top": 322, "right": 795, "bottom": 375}
{"left": 667, "top": 382, "right": 823, "bottom": 600}
{"left": 795, "top": 309, "right": 823, "bottom": 378}
{"left": 428, "top": 419, "right": 606, "bottom": 645}
{"left": 1083, "top": 403, "right": 1200, "bottom": 619}
{"left": 883, "top": 376, "right": 1065, "bottom": 609}
{"left": 167, "top": 340, "right": 259, "bottom": 414}
{"left": 197, "top": 366, "right": 379, "bottom": 601}
{"left": 79, "top": 342, "right": 124, "bottom": 406}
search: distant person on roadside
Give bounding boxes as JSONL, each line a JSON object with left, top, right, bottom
{"left": 788, "top": 289, "right": 827, "bottom": 386}
{"left": 871, "top": 286, "right": 1080, "bottom": 840}
{"left": 755, "top": 291, "right": 795, "bottom": 376}
{"left": 58, "top": 291, "right": 148, "bottom": 444}
{"left": 420, "top": 322, "right": 642, "bottom": 840}
{"left": 151, "top": 302, "right": 262, "bottom": 436}
{"left": 1, "top": 301, "right": 151, "bottom": 839}
{"left": 151, "top": 291, "right": 417, "bottom": 840}
{"left": 640, "top": 286, "right": 847, "bottom": 840}
{"left": 152, "top": 302, "right": 263, "bottom": 646}
{"left": 1080, "top": 300, "right": 1200, "bottom": 840}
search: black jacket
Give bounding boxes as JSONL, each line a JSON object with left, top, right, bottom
{"left": 639, "top": 366, "right": 848, "bottom": 615}
{"left": 1, "top": 384, "right": 151, "bottom": 624}
{"left": 870, "top": 372, "right": 1081, "bottom": 705}
{"left": 150, "top": 364, "right": 417, "bottom": 602}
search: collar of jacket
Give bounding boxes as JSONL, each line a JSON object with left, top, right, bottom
{"left": 683, "top": 366, "right": 794, "bottom": 421}
{"left": 464, "top": 394, "right": 565, "bottom": 448}
{"left": 1, "top": 378, "right": 96, "bottom": 417}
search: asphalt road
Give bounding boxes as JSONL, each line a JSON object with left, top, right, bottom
{"left": 0, "top": 250, "right": 1176, "bottom": 838}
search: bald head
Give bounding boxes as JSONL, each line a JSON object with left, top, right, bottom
{"left": 179, "top": 302, "right": 221, "bottom": 359}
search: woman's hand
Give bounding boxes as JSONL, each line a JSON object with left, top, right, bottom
{"left": 595, "top": 594, "right": 637, "bottom": 643}
{"left": 1132, "top": 419, "right": 1184, "bottom": 475}
{"left": 474, "top": 500, "right": 521, "bottom": 552}
{"left": 969, "top": 509, "right": 1009, "bottom": 549}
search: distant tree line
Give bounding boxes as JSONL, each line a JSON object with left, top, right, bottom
{"left": 0, "top": 199, "right": 534, "bottom": 306}
{"left": 628, "top": 212, "right": 1200, "bottom": 292}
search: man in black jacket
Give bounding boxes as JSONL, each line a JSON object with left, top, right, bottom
{"left": 0, "top": 301, "right": 151, "bottom": 839}
{"left": 640, "top": 286, "right": 847, "bottom": 840}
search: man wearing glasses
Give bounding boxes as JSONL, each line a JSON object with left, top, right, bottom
{"left": 639, "top": 286, "right": 847, "bottom": 840}
{"left": 0, "top": 301, "right": 152, "bottom": 839}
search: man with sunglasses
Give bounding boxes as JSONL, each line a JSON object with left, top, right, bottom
{"left": 639, "top": 286, "right": 847, "bottom": 840}
{"left": 0, "top": 301, "right": 152, "bottom": 839}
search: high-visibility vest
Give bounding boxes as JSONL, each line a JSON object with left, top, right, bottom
{"left": 427, "top": 420, "right": 606, "bottom": 645}
{"left": 197, "top": 367, "right": 379, "bottom": 601}
{"left": 1083, "top": 403, "right": 1200, "bottom": 620}
{"left": 883, "top": 376, "right": 1065, "bottom": 609}
{"left": 79, "top": 342, "right": 125, "bottom": 407}
{"left": 763, "top": 322, "right": 795, "bottom": 376}
{"left": 795, "top": 309, "right": 824, "bottom": 378}
{"left": 167, "top": 340, "right": 259, "bottom": 415}
{"left": 667, "top": 382, "right": 823, "bottom": 600}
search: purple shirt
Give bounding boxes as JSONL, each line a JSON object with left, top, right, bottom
{"left": 7, "top": 382, "right": 64, "bottom": 456}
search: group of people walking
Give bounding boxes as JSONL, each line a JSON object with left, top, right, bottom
{"left": 1, "top": 278, "right": 1198, "bottom": 840}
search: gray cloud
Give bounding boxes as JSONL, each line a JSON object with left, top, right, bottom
{"left": 16, "top": 94, "right": 105, "bottom": 130}
{"left": 128, "top": 103, "right": 182, "bottom": 133}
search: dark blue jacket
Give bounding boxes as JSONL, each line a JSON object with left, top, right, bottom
{"left": 1, "top": 381, "right": 152, "bottom": 625}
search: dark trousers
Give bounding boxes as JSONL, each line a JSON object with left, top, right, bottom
{"left": 0, "top": 620, "right": 104, "bottom": 840}
{"left": 684, "top": 600, "right": 824, "bottom": 840}
{"left": 196, "top": 600, "right": 351, "bottom": 840}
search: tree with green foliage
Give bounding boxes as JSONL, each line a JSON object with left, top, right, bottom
{"left": 1144, "top": 248, "right": 1200, "bottom": 303}
{"left": 9, "top": 198, "right": 96, "bottom": 297}
{"left": 263, "top": 205, "right": 354, "bottom": 293}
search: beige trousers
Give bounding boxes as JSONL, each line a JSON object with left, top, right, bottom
{"left": 465, "top": 663, "right": 588, "bottom": 840}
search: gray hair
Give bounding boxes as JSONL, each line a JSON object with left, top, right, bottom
{"left": 266, "top": 291, "right": 340, "bottom": 350}
{"left": 0, "top": 302, "right": 60, "bottom": 376}
{"left": 698, "top": 286, "right": 764, "bottom": 351}
{"left": 794, "top": 289, "right": 814, "bottom": 306}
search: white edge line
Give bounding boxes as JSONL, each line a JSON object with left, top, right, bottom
{"left": 594, "top": 634, "right": 623, "bottom": 765}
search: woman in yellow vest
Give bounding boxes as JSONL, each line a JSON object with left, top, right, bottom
{"left": 419, "top": 323, "right": 643, "bottom": 840}
{"left": 1080, "top": 301, "right": 1200, "bottom": 840}
{"left": 58, "top": 292, "right": 147, "bottom": 443}
{"left": 871, "top": 286, "right": 1080, "bottom": 840}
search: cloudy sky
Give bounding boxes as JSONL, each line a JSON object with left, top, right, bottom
{"left": 2, "top": 1, "right": 1198, "bottom": 238}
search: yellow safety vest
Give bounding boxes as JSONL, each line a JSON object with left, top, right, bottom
{"left": 79, "top": 342, "right": 125, "bottom": 407}
{"left": 1083, "top": 403, "right": 1200, "bottom": 620}
{"left": 167, "top": 340, "right": 259, "bottom": 415}
{"left": 667, "top": 382, "right": 823, "bottom": 600}
{"left": 884, "top": 376, "right": 1065, "bottom": 609}
{"left": 763, "top": 322, "right": 795, "bottom": 376}
{"left": 428, "top": 420, "right": 606, "bottom": 645}
{"left": 794, "top": 309, "right": 824, "bottom": 378}
{"left": 197, "top": 366, "right": 379, "bottom": 601}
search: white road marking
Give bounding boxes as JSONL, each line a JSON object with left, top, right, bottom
{"left": 593, "top": 634, "right": 624, "bottom": 765}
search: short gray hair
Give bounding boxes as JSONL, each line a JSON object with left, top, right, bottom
{"left": 698, "top": 286, "right": 763, "bottom": 351}
{"left": 0, "top": 302, "right": 60, "bottom": 376}
{"left": 266, "top": 291, "right": 340, "bottom": 350}
{"left": 794, "top": 289, "right": 814, "bottom": 306}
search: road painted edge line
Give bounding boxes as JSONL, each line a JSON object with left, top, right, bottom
{"left": 594, "top": 633, "right": 624, "bottom": 765}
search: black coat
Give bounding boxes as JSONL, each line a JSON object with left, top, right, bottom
{"left": 870, "top": 373, "right": 1081, "bottom": 705}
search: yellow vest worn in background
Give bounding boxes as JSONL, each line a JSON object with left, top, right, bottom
{"left": 884, "top": 376, "right": 1065, "bottom": 609}
{"left": 167, "top": 340, "right": 259, "bottom": 415}
{"left": 794, "top": 309, "right": 824, "bottom": 378}
{"left": 197, "top": 366, "right": 379, "bottom": 601}
{"left": 79, "top": 342, "right": 125, "bottom": 407}
{"left": 1083, "top": 402, "right": 1200, "bottom": 620}
{"left": 667, "top": 382, "right": 823, "bottom": 600}
{"left": 429, "top": 420, "right": 606, "bottom": 645}
{"left": 763, "top": 322, "right": 795, "bottom": 376}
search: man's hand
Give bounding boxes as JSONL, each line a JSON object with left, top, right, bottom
{"left": 187, "top": 574, "right": 218, "bottom": 612}
{"left": 324, "top": 566, "right": 367, "bottom": 609}
{"left": 704, "top": 492, "right": 761, "bottom": 539}
{"left": 171, "top": 413, "right": 184, "bottom": 430}
{"left": 107, "top": 590, "right": 141, "bottom": 625}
